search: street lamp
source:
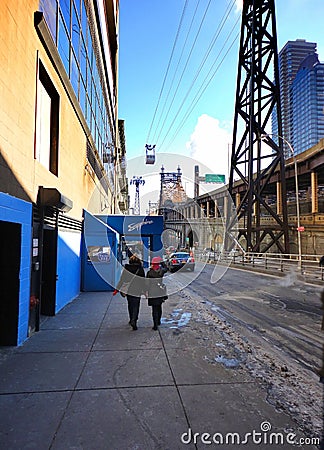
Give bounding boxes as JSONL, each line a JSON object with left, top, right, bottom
{"left": 260, "top": 133, "right": 302, "bottom": 268}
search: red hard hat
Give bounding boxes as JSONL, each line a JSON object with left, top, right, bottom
{"left": 151, "top": 256, "right": 162, "bottom": 264}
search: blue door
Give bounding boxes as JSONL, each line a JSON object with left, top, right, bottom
{"left": 81, "top": 211, "right": 120, "bottom": 291}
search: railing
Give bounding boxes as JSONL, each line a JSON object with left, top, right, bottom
{"left": 196, "top": 251, "right": 324, "bottom": 283}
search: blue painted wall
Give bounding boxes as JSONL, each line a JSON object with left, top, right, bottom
{"left": 81, "top": 211, "right": 119, "bottom": 291}
{"left": 56, "top": 230, "right": 81, "bottom": 312}
{"left": 105, "top": 215, "right": 164, "bottom": 244}
{"left": 0, "top": 193, "right": 32, "bottom": 346}
{"left": 101, "top": 215, "right": 165, "bottom": 266}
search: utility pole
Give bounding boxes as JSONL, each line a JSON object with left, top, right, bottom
{"left": 130, "top": 176, "right": 145, "bottom": 215}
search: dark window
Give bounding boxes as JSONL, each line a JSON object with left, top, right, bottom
{"left": 39, "top": 0, "right": 115, "bottom": 187}
{"left": 35, "top": 61, "right": 59, "bottom": 176}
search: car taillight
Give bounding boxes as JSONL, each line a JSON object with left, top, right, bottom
{"left": 190, "top": 257, "right": 195, "bottom": 262}
{"left": 171, "top": 259, "right": 177, "bottom": 264}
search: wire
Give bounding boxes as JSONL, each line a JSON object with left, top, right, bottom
{"left": 163, "top": 28, "right": 240, "bottom": 151}
{"left": 158, "top": 0, "right": 237, "bottom": 149}
{"left": 154, "top": 0, "right": 236, "bottom": 146}
{"left": 146, "top": 0, "right": 189, "bottom": 144}
{"left": 154, "top": 0, "right": 213, "bottom": 145}
{"left": 148, "top": 0, "right": 239, "bottom": 152}
{"left": 151, "top": 0, "right": 202, "bottom": 144}
{"left": 160, "top": 19, "right": 240, "bottom": 151}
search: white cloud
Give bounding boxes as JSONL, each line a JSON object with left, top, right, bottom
{"left": 235, "top": 0, "right": 243, "bottom": 13}
{"left": 186, "top": 114, "right": 232, "bottom": 186}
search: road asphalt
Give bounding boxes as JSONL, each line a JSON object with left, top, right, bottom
{"left": 0, "top": 290, "right": 321, "bottom": 449}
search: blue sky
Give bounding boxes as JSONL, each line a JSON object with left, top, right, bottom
{"left": 118, "top": 0, "right": 324, "bottom": 207}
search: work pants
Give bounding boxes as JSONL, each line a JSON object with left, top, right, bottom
{"left": 127, "top": 295, "right": 140, "bottom": 323}
{"left": 152, "top": 304, "right": 162, "bottom": 327}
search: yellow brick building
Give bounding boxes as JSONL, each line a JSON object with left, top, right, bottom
{"left": 0, "top": 0, "right": 127, "bottom": 345}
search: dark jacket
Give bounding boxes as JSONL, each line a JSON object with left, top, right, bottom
{"left": 116, "top": 263, "right": 145, "bottom": 298}
{"left": 146, "top": 267, "right": 168, "bottom": 306}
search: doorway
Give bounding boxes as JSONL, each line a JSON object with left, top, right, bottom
{"left": 40, "top": 228, "right": 57, "bottom": 316}
{"left": 0, "top": 221, "right": 21, "bottom": 345}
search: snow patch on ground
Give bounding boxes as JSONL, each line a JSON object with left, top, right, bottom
{"left": 165, "top": 283, "right": 323, "bottom": 442}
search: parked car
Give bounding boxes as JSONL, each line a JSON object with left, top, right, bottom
{"left": 166, "top": 252, "right": 195, "bottom": 272}
{"left": 202, "top": 247, "right": 215, "bottom": 259}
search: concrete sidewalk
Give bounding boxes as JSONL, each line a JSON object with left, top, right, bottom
{"left": 0, "top": 291, "right": 315, "bottom": 449}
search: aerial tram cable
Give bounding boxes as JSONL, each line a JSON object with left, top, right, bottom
{"left": 162, "top": 29, "right": 239, "bottom": 152}
{"left": 153, "top": 0, "right": 213, "bottom": 145}
{"left": 152, "top": 0, "right": 235, "bottom": 146}
{"left": 151, "top": 0, "right": 201, "bottom": 144}
{"left": 161, "top": 24, "right": 240, "bottom": 151}
{"left": 146, "top": 0, "right": 189, "bottom": 144}
{"left": 159, "top": 15, "right": 239, "bottom": 151}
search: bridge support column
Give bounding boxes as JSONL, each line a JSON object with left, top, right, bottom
{"left": 276, "top": 182, "right": 282, "bottom": 215}
{"left": 235, "top": 193, "right": 241, "bottom": 209}
{"left": 182, "top": 223, "right": 186, "bottom": 248}
{"left": 224, "top": 196, "right": 228, "bottom": 224}
{"left": 311, "top": 171, "right": 318, "bottom": 213}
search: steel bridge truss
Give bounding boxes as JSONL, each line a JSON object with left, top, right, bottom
{"left": 158, "top": 166, "right": 187, "bottom": 211}
{"left": 227, "top": 0, "right": 289, "bottom": 253}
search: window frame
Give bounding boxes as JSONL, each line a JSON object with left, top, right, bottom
{"left": 35, "top": 61, "right": 60, "bottom": 176}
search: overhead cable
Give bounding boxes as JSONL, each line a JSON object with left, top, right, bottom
{"left": 157, "top": 0, "right": 237, "bottom": 149}
{"left": 161, "top": 21, "right": 240, "bottom": 151}
{"left": 145, "top": 0, "right": 189, "bottom": 143}
{"left": 151, "top": 0, "right": 201, "bottom": 144}
{"left": 154, "top": 0, "right": 213, "bottom": 145}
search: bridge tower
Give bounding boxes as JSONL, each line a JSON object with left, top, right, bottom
{"left": 227, "top": 0, "right": 289, "bottom": 253}
{"left": 159, "top": 166, "right": 187, "bottom": 211}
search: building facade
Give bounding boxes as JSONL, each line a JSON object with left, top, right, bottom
{"left": 163, "top": 141, "right": 324, "bottom": 257}
{"left": 0, "top": 0, "right": 127, "bottom": 345}
{"left": 291, "top": 54, "right": 324, "bottom": 155}
{"left": 272, "top": 39, "right": 317, "bottom": 157}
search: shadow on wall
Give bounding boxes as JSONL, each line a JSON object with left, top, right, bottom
{"left": 0, "top": 150, "right": 32, "bottom": 202}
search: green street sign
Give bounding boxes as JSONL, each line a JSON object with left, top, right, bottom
{"left": 205, "top": 174, "right": 225, "bottom": 183}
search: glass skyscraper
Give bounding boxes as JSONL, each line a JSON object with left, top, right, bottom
{"left": 272, "top": 39, "right": 324, "bottom": 157}
{"left": 291, "top": 54, "right": 324, "bottom": 155}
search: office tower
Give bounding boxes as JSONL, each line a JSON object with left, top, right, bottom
{"left": 272, "top": 39, "right": 317, "bottom": 156}
{"left": 291, "top": 54, "right": 324, "bottom": 155}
